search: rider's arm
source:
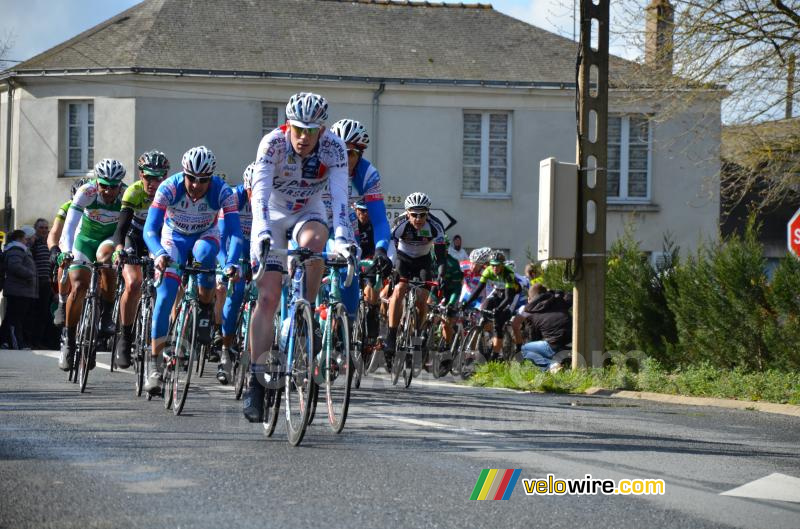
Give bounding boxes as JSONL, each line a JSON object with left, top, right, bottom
{"left": 144, "top": 182, "right": 172, "bottom": 258}
{"left": 358, "top": 163, "right": 391, "bottom": 251}
{"left": 61, "top": 189, "right": 92, "bottom": 253}
{"left": 250, "top": 132, "right": 281, "bottom": 249}
{"left": 47, "top": 217, "right": 63, "bottom": 250}
{"left": 216, "top": 211, "right": 228, "bottom": 267}
{"left": 327, "top": 137, "right": 353, "bottom": 249}
{"left": 463, "top": 281, "right": 486, "bottom": 308}
{"left": 219, "top": 187, "right": 243, "bottom": 267}
{"left": 112, "top": 207, "right": 134, "bottom": 248}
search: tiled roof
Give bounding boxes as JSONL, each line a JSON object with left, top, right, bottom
{"left": 9, "top": 0, "right": 638, "bottom": 84}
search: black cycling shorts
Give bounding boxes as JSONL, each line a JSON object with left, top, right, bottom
{"left": 124, "top": 228, "right": 148, "bottom": 258}
{"left": 482, "top": 293, "right": 512, "bottom": 337}
{"left": 396, "top": 251, "right": 433, "bottom": 282}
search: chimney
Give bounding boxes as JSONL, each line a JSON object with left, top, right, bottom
{"left": 645, "top": 0, "right": 674, "bottom": 74}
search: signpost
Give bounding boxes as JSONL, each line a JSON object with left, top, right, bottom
{"left": 788, "top": 207, "right": 800, "bottom": 258}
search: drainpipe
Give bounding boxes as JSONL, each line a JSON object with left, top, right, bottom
{"left": 3, "top": 79, "right": 14, "bottom": 233}
{"left": 371, "top": 82, "right": 385, "bottom": 166}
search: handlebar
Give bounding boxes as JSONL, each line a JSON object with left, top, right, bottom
{"left": 253, "top": 247, "right": 355, "bottom": 288}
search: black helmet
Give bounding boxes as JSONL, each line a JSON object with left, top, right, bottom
{"left": 137, "top": 150, "right": 170, "bottom": 177}
{"left": 489, "top": 250, "right": 506, "bottom": 265}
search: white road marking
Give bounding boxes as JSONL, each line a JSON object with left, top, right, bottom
{"left": 32, "top": 350, "right": 133, "bottom": 375}
{"left": 721, "top": 473, "right": 800, "bottom": 503}
{"left": 365, "top": 412, "right": 496, "bottom": 437}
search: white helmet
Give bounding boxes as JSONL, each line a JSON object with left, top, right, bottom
{"left": 94, "top": 159, "right": 126, "bottom": 185}
{"left": 404, "top": 192, "right": 432, "bottom": 211}
{"left": 285, "top": 92, "right": 328, "bottom": 128}
{"left": 469, "top": 247, "right": 492, "bottom": 265}
{"left": 330, "top": 119, "right": 369, "bottom": 150}
{"left": 242, "top": 162, "right": 257, "bottom": 190}
{"left": 181, "top": 146, "right": 216, "bottom": 176}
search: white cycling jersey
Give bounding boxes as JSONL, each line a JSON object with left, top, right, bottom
{"left": 250, "top": 125, "right": 350, "bottom": 260}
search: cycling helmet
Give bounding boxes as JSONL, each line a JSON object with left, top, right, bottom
{"left": 137, "top": 150, "right": 170, "bottom": 177}
{"left": 489, "top": 250, "right": 506, "bottom": 265}
{"left": 70, "top": 177, "right": 93, "bottom": 198}
{"left": 404, "top": 192, "right": 432, "bottom": 211}
{"left": 181, "top": 146, "right": 216, "bottom": 176}
{"left": 285, "top": 92, "right": 328, "bottom": 128}
{"left": 330, "top": 119, "right": 369, "bottom": 150}
{"left": 242, "top": 162, "right": 257, "bottom": 190}
{"left": 354, "top": 199, "right": 368, "bottom": 210}
{"left": 469, "top": 247, "right": 492, "bottom": 265}
{"left": 94, "top": 159, "right": 126, "bottom": 185}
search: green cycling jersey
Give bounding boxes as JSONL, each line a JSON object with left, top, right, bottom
{"left": 479, "top": 263, "right": 521, "bottom": 292}
{"left": 120, "top": 180, "right": 152, "bottom": 229}
{"left": 69, "top": 181, "right": 123, "bottom": 242}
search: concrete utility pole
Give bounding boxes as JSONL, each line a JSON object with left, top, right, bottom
{"left": 573, "top": 0, "right": 609, "bottom": 368}
{"left": 787, "top": 53, "right": 795, "bottom": 120}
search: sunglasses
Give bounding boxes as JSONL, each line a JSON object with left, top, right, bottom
{"left": 408, "top": 211, "right": 428, "bottom": 219}
{"left": 143, "top": 174, "right": 166, "bottom": 182}
{"left": 291, "top": 125, "right": 321, "bottom": 136}
{"left": 185, "top": 173, "right": 212, "bottom": 183}
{"left": 97, "top": 182, "right": 121, "bottom": 190}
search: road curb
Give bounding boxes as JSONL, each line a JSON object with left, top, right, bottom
{"left": 584, "top": 387, "right": 800, "bottom": 417}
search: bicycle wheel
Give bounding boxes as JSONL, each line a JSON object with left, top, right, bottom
{"left": 262, "top": 385, "right": 282, "bottom": 437}
{"left": 172, "top": 305, "right": 197, "bottom": 416}
{"left": 109, "top": 290, "right": 122, "bottom": 373}
{"left": 284, "top": 302, "right": 315, "bottom": 446}
{"left": 197, "top": 343, "right": 206, "bottom": 377}
{"left": 133, "top": 303, "right": 145, "bottom": 397}
{"left": 450, "top": 329, "right": 464, "bottom": 376}
{"left": 233, "top": 303, "right": 250, "bottom": 400}
{"left": 325, "top": 303, "right": 351, "bottom": 433}
{"left": 501, "top": 325, "right": 516, "bottom": 362}
{"left": 308, "top": 382, "right": 319, "bottom": 425}
{"left": 402, "top": 305, "right": 418, "bottom": 388}
{"left": 351, "top": 300, "right": 367, "bottom": 389}
{"left": 459, "top": 327, "right": 486, "bottom": 379}
{"left": 77, "top": 298, "right": 97, "bottom": 393}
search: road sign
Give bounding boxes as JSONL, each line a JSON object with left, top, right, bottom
{"left": 788, "top": 207, "right": 800, "bottom": 258}
{"left": 384, "top": 208, "right": 457, "bottom": 231}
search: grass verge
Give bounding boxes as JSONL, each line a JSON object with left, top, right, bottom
{"left": 465, "top": 358, "right": 800, "bottom": 405}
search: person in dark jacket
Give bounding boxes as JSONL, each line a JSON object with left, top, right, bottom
{"left": 29, "top": 218, "right": 56, "bottom": 348}
{"left": 518, "top": 283, "right": 572, "bottom": 373}
{"left": 1, "top": 230, "right": 39, "bottom": 349}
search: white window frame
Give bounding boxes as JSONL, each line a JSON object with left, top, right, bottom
{"left": 63, "top": 101, "right": 94, "bottom": 177}
{"left": 607, "top": 114, "right": 653, "bottom": 203}
{"left": 261, "top": 102, "right": 285, "bottom": 137}
{"left": 462, "top": 111, "right": 512, "bottom": 198}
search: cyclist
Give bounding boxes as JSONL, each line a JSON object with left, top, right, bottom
{"left": 461, "top": 250, "right": 524, "bottom": 359}
{"left": 56, "top": 160, "right": 126, "bottom": 371}
{"left": 49, "top": 177, "right": 92, "bottom": 329}
{"left": 460, "top": 246, "right": 492, "bottom": 309}
{"left": 437, "top": 235, "right": 464, "bottom": 345}
{"left": 244, "top": 92, "right": 353, "bottom": 423}
{"left": 143, "top": 146, "right": 243, "bottom": 395}
{"left": 214, "top": 162, "right": 254, "bottom": 385}
{"left": 111, "top": 150, "right": 170, "bottom": 369}
{"left": 383, "top": 192, "right": 447, "bottom": 367}
{"left": 328, "top": 119, "right": 393, "bottom": 337}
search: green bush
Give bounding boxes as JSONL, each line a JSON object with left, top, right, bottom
{"left": 605, "top": 231, "right": 678, "bottom": 367}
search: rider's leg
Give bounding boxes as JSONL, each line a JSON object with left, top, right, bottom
{"left": 96, "top": 241, "right": 117, "bottom": 335}
{"left": 294, "top": 220, "right": 328, "bottom": 302}
{"left": 60, "top": 266, "right": 90, "bottom": 370}
{"left": 146, "top": 272, "right": 180, "bottom": 394}
{"left": 115, "top": 263, "right": 142, "bottom": 368}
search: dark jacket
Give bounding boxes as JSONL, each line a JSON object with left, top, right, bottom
{"left": 522, "top": 291, "right": 572, "bottom": 350}
{"left": 3, "top": 242, "right": 38, "bottom": 298}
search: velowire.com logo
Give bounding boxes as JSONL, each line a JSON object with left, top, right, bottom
{"left": 470, "top": 469, "right": 522, "bottom": 500}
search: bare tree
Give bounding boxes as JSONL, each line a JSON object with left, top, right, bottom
{"left": 0, "top": 30, "right": 15, "bottom": 70}
{"left": 602, "top": 1, "right": 800, "bottom": 213}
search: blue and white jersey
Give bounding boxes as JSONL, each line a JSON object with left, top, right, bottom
{"left": 323, "top": 157, "right": 391, "bottom": 251}
{"left": 151, "top": 173, "right": 237, "bottom": 235}
{"left": 250, "top": 125, "right": 350, "bottom": 248}
{"left": 144, "top": 173, "right": 242, "bottom": 265}
{"left": 218, "top": 184, "right": 252, "bottom": 241}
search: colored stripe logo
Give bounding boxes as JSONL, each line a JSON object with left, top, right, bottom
{"left": 470, "top": 469, "right": 521, "bottom": 500}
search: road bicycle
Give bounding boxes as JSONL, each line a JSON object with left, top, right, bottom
{"left": 391, "top": 277, "right": 439, "bottom": 388}
{"left": 255, "top": 247, "right": 354, "bottom": 445}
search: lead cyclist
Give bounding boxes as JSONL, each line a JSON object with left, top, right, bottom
{"left": 244, "top": 92, "right": 354, "bottom": 423}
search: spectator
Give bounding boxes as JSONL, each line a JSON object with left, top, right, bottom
{"left": 29, "top": 218, "right": 57, "bottom": 349}
{"left": 524, "top": 262, "right": 544, "bottom": 286}
{"left": 0, "top": 230, "right": 38, "bottom": 349}
{"left": 448, "top": 234, "right": 468, "bottom": 262}
{"left": 518, "top": 283, "right": 572, "bottom": 373}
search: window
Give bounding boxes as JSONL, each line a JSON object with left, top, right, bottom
{"left": 607, "top": 115, "right": 651, "bottom": 202}
{"left": 261, "top": 102, "right": 284, "bottom": 137}
{"left": 64, "top": 101, "right": 94, "bottom": 176}
{"left": 462, "top": 111, "right": 511, "bottom": 196}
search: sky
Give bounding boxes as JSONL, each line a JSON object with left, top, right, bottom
{"left": 0, "top": 0, "right": 641, "bottom": 66}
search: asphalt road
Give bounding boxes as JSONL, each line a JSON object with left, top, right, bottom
{"left": 1, "top": 349, "right": 798, "bottom": 529}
